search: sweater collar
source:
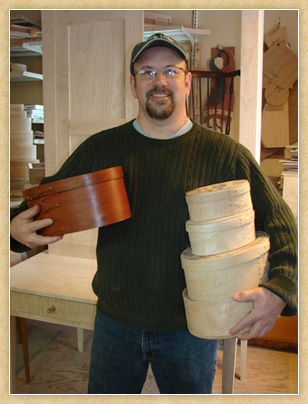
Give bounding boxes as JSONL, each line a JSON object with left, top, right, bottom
{"left": 133, "top": 118, "right": 193, "bottom": 140}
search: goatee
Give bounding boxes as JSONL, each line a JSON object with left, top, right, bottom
{"left": 145, "top": 87, "right": 175, "bottom": 120}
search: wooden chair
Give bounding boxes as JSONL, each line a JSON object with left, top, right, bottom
{"left": 189, "top": 70, "right": 241, "bottom": 135}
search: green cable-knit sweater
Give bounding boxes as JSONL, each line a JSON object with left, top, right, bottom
{"left": 10, "top": 120, "right": 298, "bottom": 331}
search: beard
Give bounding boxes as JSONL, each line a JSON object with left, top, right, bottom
{"left": 145, "top": 86, "right": 175, "bottom": 120}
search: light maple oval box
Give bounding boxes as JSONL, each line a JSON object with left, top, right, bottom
{"left": 185, "top": 210, "right": 256, "bottom": 256}
{"left": 183, "top": 289, "right": 252, "bottom": 339}
{"left": 23, "top": 166, "right": 132, "bottom": 236}
{"left": 181, "top": 231, "right": 270, "bottom": 302}
{"left": 185, "top": 179, "right": 253, "bottom": 222}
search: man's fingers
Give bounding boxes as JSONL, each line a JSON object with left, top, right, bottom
{"left": 19, "top": 204, "right": 40, "bottom": 219}
{"left": 11, "top": 205, "right": 63, "bottom": 249}
{"left": 230, "top": 287, "right": 287, "bottom": 340}
{"left": 229, "top": 309, "right": 254, "bottom": 336}
{"left": 232, "top": 289, "right": 257, "bottom": 302}
{"left": 29, "top": 218, "right": 53, "bottom": 233}
{"left": 27, "top": 234, "right": 63, "bottom": 248}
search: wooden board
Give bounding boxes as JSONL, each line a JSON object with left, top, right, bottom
{"left": 191, "top": 42, "right": 201, "bottom": 122}
{"left": 239, "top": 10, "right": 264, "bottom": 160}
{"left": 261, "top": 100, "right": 289, "bottom": 147}
{"left": 264, "top": 26, "right": 287, "bottom": 48}
{"left": 263, "top": 40, "right": 297, "bottom": 106}
{"left": 288, "top": 80, "right": 298, "bottom": 144}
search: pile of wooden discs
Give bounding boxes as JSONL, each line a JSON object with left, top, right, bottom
{"left": 181, "top": 179, "right": 270, "bottom": 339}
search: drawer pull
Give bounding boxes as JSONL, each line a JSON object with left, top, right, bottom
{"left": 47, "top": 305, "right": 56, "bottom": 313}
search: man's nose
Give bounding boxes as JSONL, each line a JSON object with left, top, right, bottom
{"left": 152, "top": 70, "right": 168, "bottom": 85}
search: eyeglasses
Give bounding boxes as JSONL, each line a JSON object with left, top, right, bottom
{"left": 134, "top": 66, "right": 187, "bottom": 80}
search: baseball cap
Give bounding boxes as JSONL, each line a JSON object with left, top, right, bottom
{"left": 130, "top": 33, "right": 188, "bottom": 75}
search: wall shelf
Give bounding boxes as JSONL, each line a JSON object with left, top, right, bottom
{"left": 144, "top": 25, "right": 211, "bottom": 47}
{"left": 10, "top": 71, "right": 43, "bottom": 82}
{"left": 10, "top": 39, "right": 42, "bottom": 57}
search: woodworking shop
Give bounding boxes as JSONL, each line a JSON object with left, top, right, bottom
{"left": 9, "top": 9, "right": 298, "bottom": 395}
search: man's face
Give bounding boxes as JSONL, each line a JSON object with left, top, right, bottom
{"left": 130, "top": 47, "right": 191, "bottom": 121}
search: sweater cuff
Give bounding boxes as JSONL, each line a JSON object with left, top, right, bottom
{"left": 10, "top": 200, "right": 31, "bottom": 253}
{"left": 259, "top": 275, "right": 298, "bottom": 316}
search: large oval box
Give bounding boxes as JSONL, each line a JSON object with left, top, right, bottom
{"left": 23, "top": 166, "right": 132, "bottom": 236}
{"left": 183, "top": 289, "right": 252, "bottom": 339}
{"left": 181, "top": 232, "right": 270, "bottom": 302}
{"left": 185, "top": 179, "right": 253, "bottom": 222}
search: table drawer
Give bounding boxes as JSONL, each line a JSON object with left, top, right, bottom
{"left": 11, "top": 291, "right": 96, "bottom": 329}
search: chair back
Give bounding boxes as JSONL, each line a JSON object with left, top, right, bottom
{"left": 189, "top": 70, "right": 240, "bottom": 135}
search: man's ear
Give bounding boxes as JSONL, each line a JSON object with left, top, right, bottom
{"left": 185, "top": 71, "right": 192, "bottom": 96}
{"left": 130, "top": 75, "right": 138, "bottom": 99}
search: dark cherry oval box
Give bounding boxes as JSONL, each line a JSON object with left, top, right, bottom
{"left": 22, "top": 166, "right": 132, "bottom": 236}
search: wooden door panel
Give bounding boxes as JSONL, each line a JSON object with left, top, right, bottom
{"left": 43, "top": 10, "right": 143, "bottom": 173}
{"left": 68, "top": 19, "right": 126, "bottom": 121}
{"left": 42, "top": 10, "right": 143, "bottom": 257}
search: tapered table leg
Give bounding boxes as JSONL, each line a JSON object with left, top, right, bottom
{"left": 222, "top": 337, "right": 237, "bottom": 394}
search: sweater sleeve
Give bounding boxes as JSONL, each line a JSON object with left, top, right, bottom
{"left": 10, "top": 137, "right": 93, "bottom": 253}
{"left": 234, "top": 144, "right": 298, "bottom": 316}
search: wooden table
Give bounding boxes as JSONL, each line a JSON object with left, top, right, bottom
{"left": 10, "top": 251, "right": 97, "bottom": 393}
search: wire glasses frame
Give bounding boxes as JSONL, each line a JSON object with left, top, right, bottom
{"left": 134, "top": 66, "right": 187, "bottom": 80}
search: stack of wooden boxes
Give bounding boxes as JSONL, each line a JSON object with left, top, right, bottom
{"left": 180, "top": 180, "right": 270, "bottom": 339}
{"left": 10, "top": 104, "right": 40, "bottom": 203}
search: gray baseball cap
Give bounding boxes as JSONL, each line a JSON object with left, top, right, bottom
{"left": 130, "top": 33, "right": 188, "bottom": 75}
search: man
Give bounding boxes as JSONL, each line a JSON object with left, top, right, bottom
{"left": 10, "top": 34, "right": 298, "bottom": 394}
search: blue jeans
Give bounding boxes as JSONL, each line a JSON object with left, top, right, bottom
{"left": 88, "top": 311, "right": 218, "bottom": 394}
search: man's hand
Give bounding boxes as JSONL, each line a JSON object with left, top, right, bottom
{"left": 229, "top": 287, "right": 287, "bottom": 340}
{"left": 10, "top": 204, "right": 63, "bottom": 249}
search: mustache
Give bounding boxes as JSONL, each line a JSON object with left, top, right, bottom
{"left": 146, "top": 87, "right": 172, "bottom": 98}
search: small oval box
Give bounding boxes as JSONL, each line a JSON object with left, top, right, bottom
{"left": 185, "top": 179, "right": 253, "bottom": 222}
{"left": 185, "top": 210, "right": 255, "bottom": 256}
{"left": 23, "top": 166, "right": 132, "bottom": 236}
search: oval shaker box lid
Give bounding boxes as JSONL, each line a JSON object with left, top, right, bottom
{"left": 23, "top": 166, "right": 124, "bottom": 201}
{"left": 185, "top": 179, "right": 251, "bottom": 204}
